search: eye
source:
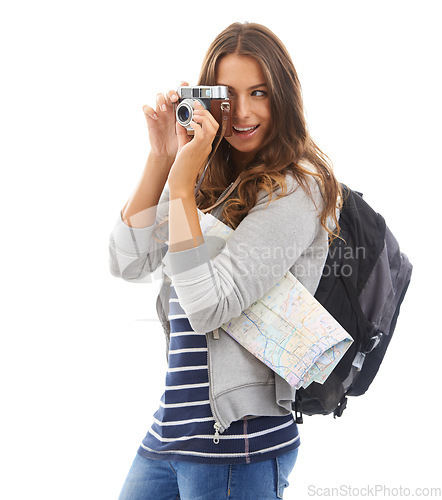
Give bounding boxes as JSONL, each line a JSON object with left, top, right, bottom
{"left": 252, "top": 90, "right": 267, "bottom": 97}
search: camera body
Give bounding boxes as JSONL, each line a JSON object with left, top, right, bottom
{"left": 175, "top": 85, "right": 232, "bottom": 137}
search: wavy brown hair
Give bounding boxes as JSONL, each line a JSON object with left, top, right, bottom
{"left": 155, "top": 22, "right": 342, "bottom": 242}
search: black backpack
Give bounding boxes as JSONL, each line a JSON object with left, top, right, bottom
{"left": 293, "top": 184, "right": 413, "bottom": 422}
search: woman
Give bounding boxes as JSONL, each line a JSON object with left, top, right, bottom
{"left": 110, "top": 21, "right": 341, "bottom": 500}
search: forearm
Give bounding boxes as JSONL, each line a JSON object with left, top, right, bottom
{"left": 168, "top": 187, "right": 204, "bottom": 253}
{"left": 110, "top": 179, "right": 171, "bottom": 281}
{"left": 121, "top": 153, "right": 173, "bottom": 228}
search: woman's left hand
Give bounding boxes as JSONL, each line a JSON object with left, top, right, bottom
{"left": 167, "top": 100, "right": 220, "bottom": 192}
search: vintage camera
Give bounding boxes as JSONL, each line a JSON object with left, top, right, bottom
{"left": 175, "top": 85, "right": 232, "bottom": 136}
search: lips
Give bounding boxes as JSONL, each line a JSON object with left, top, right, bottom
{"left": 232, "top": 125, "right": 260, "bottom": 141}
{"left": 233, "top": 125, "right": 259, "bottom": 133}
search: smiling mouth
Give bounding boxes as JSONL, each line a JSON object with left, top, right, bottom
{"left": 232, "top": 125, "right": 259, "bottom": 134}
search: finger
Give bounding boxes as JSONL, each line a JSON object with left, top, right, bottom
{"left": 166, "top": 90, "right": 179, "bottom": 105}
{"left": 143, "top": 104, "right": 158, "bottom": 120}
{"left": 192, "top": 110, "right": 220, "bottom": 133}
{"left": 191, "top": 116, "right": 218, "bottom": 142}
{"left": 192, "top": 108, "right": 219, "bottom": 136}
{"left": 176, "top": 121, "right": 192, "bottom": 148}
{"left": 170, "top": 81, "right": 189, "bottom": 104}
{"left": 156, "top": 93, "right": 167, "bottom": 113}
{"left": 192, "top": 101, "right": 219, "bottom": 130}
{"left": 188, "top": 120, "right": 206, "bottom": 141}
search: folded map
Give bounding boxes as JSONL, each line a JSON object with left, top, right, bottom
{"left": 198, "top": 210, "right": 354, "bottom": 389}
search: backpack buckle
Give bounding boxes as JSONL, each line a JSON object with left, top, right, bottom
{"left": 294, "top": 394, "right": 304, "bottom": 424}
{"left": 365, "top": 331, "right": 383, "bottom": 353}
{"left": 333, "top": 396, "right": 348, "bottom": 418}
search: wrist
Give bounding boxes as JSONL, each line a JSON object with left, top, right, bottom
{"left": 168, "top": 183, "right": 195, "bottom": 199}
{"left": 147, "top": 151, "right": 175, "bottom": 168}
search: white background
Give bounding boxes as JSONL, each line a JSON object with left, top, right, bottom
{"left": 1, "top": 1, "right": 441, "bottom": 499}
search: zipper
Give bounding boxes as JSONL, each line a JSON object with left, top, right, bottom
{"left": 205, "top": 183, "right": 233, "bottom": 441}
{"left": 210, "top": 184, "right": 233, "bottom": 339}
{"left": 206, "top": 334, "right": 225, "bottom": 444}
{"left": 213, "top": 421, "right": 222, "bottom": 444}
{"left": 211, "top": 183, "right": 229, "bottom": 343}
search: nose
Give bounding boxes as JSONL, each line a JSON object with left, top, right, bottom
{"left": 233, "top": 96, "right": 251, "bottom": 121}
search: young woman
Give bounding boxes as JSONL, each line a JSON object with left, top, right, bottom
{"left": 110, "top": 22, "right": 341, "bottom": 500}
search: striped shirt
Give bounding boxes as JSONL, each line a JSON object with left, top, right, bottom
{"left": 138, "top": 285, "right": 300, "bottom": 464}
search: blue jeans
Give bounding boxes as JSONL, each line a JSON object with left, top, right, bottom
{"left": 118, "top": 449, "right": 299, "bottom": 500}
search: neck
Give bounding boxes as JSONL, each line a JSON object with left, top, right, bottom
{"left": 229, "top": 149, "right": 255, "bottom": 181}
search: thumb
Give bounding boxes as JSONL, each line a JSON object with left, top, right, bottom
{"left": 176, "top": 121, "right": 192, "bottom": 149}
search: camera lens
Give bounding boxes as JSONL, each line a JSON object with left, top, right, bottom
{"left": 176, "top": 101, "right": 194, "bottom": 127}
{"left": 176, "top": 99, "right": 193, "bottom": 127}
{"left": 177, "top": 106, "right": 190, "bottom": 123}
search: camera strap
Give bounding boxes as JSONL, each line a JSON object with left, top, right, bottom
{"left": 200, "top": 176, "right": 242, "bottom": 214}
{"left": 194, "top": 102, "right": 243, "bottom": 214}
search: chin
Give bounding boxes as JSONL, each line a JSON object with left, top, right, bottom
{"left": 228, "top": 140, "right": 261, "bottom": 154}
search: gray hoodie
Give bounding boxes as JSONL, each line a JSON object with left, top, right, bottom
{"left": 109, "top": 169, "right": 330, "bottom": 433}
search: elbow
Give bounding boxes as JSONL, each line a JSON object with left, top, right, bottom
{"left": 109, "top": 254, "right": 152, "bottom": 282}
{"left": 114, "top": 263, "right": 157, "bottom": 283}
{"left": 187, "top": 315, "right": 216, "bottom": 335}
{"left": 108, "top": 240, "right": 162, "bottom": 282}
{"left": 173, "top": 277, "right": 244, "bottom": 334}
{"left": 185, "top": 301, "right": 242, "bottom": 334}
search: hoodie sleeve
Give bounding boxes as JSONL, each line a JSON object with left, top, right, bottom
{"left": 163, "top": 174, "right": 326, "bottom": 334}
{"left": 108, "top": 184, "right": 170, "bottom": 282}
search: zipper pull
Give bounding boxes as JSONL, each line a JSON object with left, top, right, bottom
{"left": 213, "top": 328, "right": 220, "bottom": 340}
{"left": 213, "top": 422, "right": 221, "bottom": 444}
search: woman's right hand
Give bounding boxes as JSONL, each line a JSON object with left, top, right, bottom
{"left": 142, "top": 81, "right": 189, "bottom": 165}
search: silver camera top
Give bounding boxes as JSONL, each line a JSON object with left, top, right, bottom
{"left": 177, "top": 85, "right": 229, "bottom": 100}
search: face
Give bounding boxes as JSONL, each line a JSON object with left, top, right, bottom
{"left": 215, "top": 54, "right": 271, "bottom": 165}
